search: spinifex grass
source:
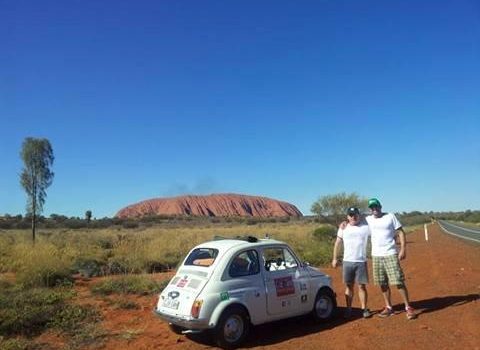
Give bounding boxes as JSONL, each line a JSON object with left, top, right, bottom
{"left": 0, "top": 221, "right": 337, "bottom": 283}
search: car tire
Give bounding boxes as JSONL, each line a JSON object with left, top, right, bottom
{"left": 312, "top": 288, "right": 336, "bottom": 321}
{"left": 214, "top": 305, "right": 250, "bottom": 349}
{"left": 169, "top": 323, "right": 185, "bottom": 335}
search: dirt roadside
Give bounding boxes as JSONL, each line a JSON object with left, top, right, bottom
{"left": 41, "top": 223, "right": 480, "bottom": 350}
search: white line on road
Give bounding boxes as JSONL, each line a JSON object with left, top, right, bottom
{"left": 441, "top": 221, "right": 480, "bottom": 234}
{"left": 438, "top": 221, "right": 480, "bottom": 243}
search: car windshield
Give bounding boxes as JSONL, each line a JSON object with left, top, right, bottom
{"left": 184, "top": 248, "right": 219, "bottom": 267}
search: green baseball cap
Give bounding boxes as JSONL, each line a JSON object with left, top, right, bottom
{"left": 368, "top": 198, "right": 381, "bottom": 208}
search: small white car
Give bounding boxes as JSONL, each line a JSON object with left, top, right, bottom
{"left": 154, "top": 236, "right": 336, "bottom": 349}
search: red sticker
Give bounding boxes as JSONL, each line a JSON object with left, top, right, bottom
{"left": 274, "top": 276, "right": 295, "bottom": 297}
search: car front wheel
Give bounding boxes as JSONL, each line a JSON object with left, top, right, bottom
{"left": 313, "top": 288, "right": 336, "bottom": 321}
{"left": 214, "top": 305, "right": 250, "bottom": 349}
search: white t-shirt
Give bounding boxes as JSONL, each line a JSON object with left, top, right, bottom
{"left": 366, "top": 213, "right": 402, "bottom": 257}
{"left": 337, "top": 221, "right": 370, "bottom": 262}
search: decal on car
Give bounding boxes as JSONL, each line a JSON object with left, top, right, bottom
{"left": 274, "top": 276, "right": 295, "bottom": 297}
{"left": 220, "top": 291, "right": 230, "bottom": 301}
{"left": 187, "top": 279, "right": 201, "bottom": 289}
{"left": 177, "top": 277, "right": 188, "bottom": 288}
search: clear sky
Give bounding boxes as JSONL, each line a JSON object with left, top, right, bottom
{"left": 1, "top": 0, "right": 479, "bottom": 218}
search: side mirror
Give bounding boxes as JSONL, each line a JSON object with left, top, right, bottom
{"left": 302, "top": 261, "right": 310, "bottom": 267}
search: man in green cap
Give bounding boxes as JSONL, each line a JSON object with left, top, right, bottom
{"left": 366, "top": 198, "right": 416, "bottom": 319}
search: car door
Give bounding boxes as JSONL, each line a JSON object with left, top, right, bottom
{"left": 220, "top": 249, "right": 267, "bottom": 324}
{"left": 262, "top": 246, "right": 310, "bottom": 317}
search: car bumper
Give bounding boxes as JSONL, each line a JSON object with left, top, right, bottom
{"left": 153, "top": 308, "right": 212, "bottom": 331}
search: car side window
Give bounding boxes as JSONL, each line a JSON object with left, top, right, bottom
{"left": 229, "top": 250, "right": 260, "bottom": 278}
{"left": 263, "top": 247, "right": 298, "bottom": 271}
{"left": 283, "top": 249, "right": 298, "bottom": 269}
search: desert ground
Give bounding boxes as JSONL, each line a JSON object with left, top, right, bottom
{"left": 30, "top": 223, "right": 479, "bottom": 350}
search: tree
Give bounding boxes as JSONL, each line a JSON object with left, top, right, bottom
{"left": 311, "top": 192, "right": 368, "bottom": 225}
{"left": 85, "top": 210, "right": 92, "bottom": 223}
{"left": 20, "top": 137, "right": 54, "bottom": 243}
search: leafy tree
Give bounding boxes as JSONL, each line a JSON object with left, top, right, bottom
{"left": 85, "top": 210, "right": 92, "bottom": 223}
{"left": 20, "top": 137, "right": 54, "bottom": 243}
{"left": 311, "top": 192, "right": 367, "bottom": 225}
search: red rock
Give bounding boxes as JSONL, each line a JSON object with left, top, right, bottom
{"left": 115, "top": 193, "right": 302, "bottom": 218}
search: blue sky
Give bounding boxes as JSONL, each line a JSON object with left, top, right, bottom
{"left": 1, "top": 0, "right": 479, "bottom": 218}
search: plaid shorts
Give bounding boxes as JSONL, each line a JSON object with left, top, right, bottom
{"left": 372, "top": 255, "right": 405, "bottom": 286}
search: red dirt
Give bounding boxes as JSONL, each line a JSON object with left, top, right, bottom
{"left": 38, "top": 224, "right": 480, "bottom": 349}
{"left": 115, "top": 193, "right": 303, "bottom": 218}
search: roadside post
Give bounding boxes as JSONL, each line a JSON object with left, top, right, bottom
{"left": 424, "top": 223, "right": 429, "bottom": 241}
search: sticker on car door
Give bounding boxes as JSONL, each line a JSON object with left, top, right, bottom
{"left": 274, "top": 276, "right": 295, "bottom": 297}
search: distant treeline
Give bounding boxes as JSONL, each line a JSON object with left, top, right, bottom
{"left": 0, "top": 213, "right": 297, "bottom": 230}
{"left": 0, "top": 210, "right": 478, "bottom": 230}
{"left": 396, "top": 210, "right": 480, "bottom": 226}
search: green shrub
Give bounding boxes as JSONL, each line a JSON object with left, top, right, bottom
{"left": 0, "top": 338, "right": 30, "bottom": 350}
{"left": 73, "top": 258, "right": 105, "bottom": 278}
{"left": 91, "top": 275, "right": 162, "bottom": 295}
{"left": 0, "top": 220, "right": 13, "bottom": 229}
{"left": 0, "top": 286, "right": 75, "bottom": 336}
{"left": 313, "top": 225, "right": 337, "bottom": 240}
{"left": 14, "top": 221, "right": 31, "bottom": 230}
{"left": 49, "top": 304, "right": 100, "bottom": 333}
{"left": 145, "top": 261, "right": 169, "bottom": 273}
{"left": 246, "top": 219, "right": 258, "bottom": 225}
{"left": 90, "top": 218, "right": 114, "bottom": 229}
{"left": 122, "top": 221, "right": 139, "bottom": 229}
{"left": 0, "top": 283, "right": 102, "bottom": 349}
{"left": 158, "top": 278, "right": 170, "bottom": 292}
{"left": 299, "top": 242, "right": 333, "bottom": 266}
{"left": 64, "top": 219, "right": 87, "bottom": 229}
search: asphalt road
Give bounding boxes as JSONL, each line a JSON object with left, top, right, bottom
{"left": 438, "top": 220, "right": 480, "bottom": 243}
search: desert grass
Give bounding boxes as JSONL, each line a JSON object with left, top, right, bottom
{"left": 0, "top": 221, "right": 335, "bottom": 283}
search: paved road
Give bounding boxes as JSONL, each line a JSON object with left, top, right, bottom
{"left": 438, "top": 220, "right": 480, "bottom": 243}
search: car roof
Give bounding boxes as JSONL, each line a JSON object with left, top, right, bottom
{"left": 194, "top": 238, "right": 286, "bottom": 251}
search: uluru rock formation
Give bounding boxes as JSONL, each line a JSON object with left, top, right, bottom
{"left": 116, "top": 193, "right": 302, "bottom": 218}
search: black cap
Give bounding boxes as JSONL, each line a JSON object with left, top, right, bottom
{"left": 347, "top": 207, "right": 360, "bottom": 215}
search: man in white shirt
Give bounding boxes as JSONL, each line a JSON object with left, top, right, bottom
{"left": 332, "top": 207, "right": 372, "bottom": 319}
{"left": 366, "top": 198, "right": 416, "bottom": 319}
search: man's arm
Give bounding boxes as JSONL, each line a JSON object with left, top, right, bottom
{"left": 332, "top": 237, "right": 342, "bottom": 267}
{"left": 397, "top": 227, "right": 406, "bottom": 260}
